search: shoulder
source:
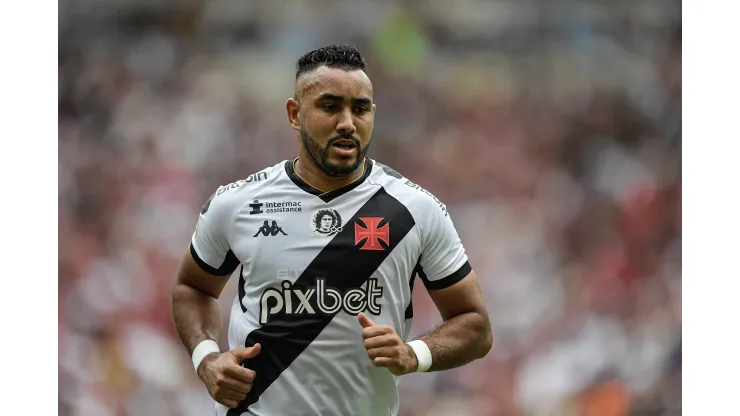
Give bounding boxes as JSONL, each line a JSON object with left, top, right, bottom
{"left": 200, "top": 161, "right": 286, "bottom": 217}
{"left": 369, "top": 160, "right": 448, "bottom": 217}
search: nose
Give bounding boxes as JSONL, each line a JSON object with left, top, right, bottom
{"left": 335, "top": 108, "right": 356, "bottom": 136}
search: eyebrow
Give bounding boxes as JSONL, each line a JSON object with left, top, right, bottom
{"left": 316, "top": 93, "right": 372, "bottom": 105}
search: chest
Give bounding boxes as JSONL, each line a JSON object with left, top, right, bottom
{"left": 230, "top": 186, "right": 420, "bottom": 284}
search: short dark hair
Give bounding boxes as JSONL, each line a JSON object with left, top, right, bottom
{"left": 296, "top": 44, "right": 366, "bottom": 80}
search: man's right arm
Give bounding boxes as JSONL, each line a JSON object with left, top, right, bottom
{"left": 172, "top": 187, "right": 237, "bottom": 357}
{"left": 172, "top": 249, "right": 231, "bottom": 358}
{"left": 173, "top": 249, "right": 260, "bottom": 409}
{"left": 171, "top": 188, "right": 259, "bottom": 409}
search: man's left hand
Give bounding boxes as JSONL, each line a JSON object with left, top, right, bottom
{"left": 358, "top": 312, "right": 418, "bottom": 376}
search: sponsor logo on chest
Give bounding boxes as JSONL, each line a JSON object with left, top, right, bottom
{"left": 259, "top": 278, "right": 384, "bottom": 324}
{"left": 249, "top": 199, "right": 302, "bottom": 215}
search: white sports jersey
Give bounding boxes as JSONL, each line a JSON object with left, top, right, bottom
{"left": 190, "top": 158, "right": 471, "bottom": 416}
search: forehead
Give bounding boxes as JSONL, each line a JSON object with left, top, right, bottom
{"left": 298, "top": 66, "right": 373, "bottom": 100}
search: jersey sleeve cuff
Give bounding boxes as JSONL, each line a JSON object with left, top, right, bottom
{"left": 189, "top": 243, "right": 240, "bottom": 276}
{"left": 420, "top": 261, "right": 472, "bottom": 291}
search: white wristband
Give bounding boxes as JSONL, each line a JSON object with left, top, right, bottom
{"left": 407, "top": 340, "right": 432, "bottom": 372}
{"left": 192, "top": 340, "right": 221, "bottom": 372}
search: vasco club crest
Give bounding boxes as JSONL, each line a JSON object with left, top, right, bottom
{"left": 312, "top": 209, "right": 343, "bottom": 236}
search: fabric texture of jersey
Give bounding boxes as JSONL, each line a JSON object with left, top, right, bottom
{"left": 190, "top": 158, "right": 471, "bottom": 416}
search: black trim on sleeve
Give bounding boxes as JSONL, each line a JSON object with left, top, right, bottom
{"left": 404, "top": 257, "right": 421, "bottom": 320}
{"left": 420, "top": 261, "right": 472, "bottom": 291}
{"left": 237, "top": 265, "right": 247, "bottom": 313}
{"left": 189, "top": 244, "right": 240, "bottom": 276}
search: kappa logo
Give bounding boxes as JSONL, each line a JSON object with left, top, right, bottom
{"left": 354, "top": 217, "right": 390, "bottom": 251}
{"left": 253, "top": 220, "right": 288, "bottom": 237}
{"left": 312, "top": 209, "right": 343, "bottom": 236}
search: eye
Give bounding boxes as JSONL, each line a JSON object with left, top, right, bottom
{"left": 323, "top": 105, "right": 338, "bottom": 112}
{"left": 354, "top": 107, "right": 369, "bottom": 114}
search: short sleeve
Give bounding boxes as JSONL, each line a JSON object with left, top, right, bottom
{"left": 417, "top": 202, "right": 471, "bottom": 290}
{"left": 190, "top": 188, "right": 240, "bottom": 276}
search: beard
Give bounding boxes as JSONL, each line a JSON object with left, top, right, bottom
{"left": 300, "top": 126, "right": 369, "bottom": 177}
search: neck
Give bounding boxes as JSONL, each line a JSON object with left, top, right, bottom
{"left": 294, "top": 148, "right": 365, "bottom": 193}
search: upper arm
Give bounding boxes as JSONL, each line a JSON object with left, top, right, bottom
{"left": 426, "top": 270, "right": 488, "bottom": 322}
{"left": 176, "top": 249, "right": 232, "bottom": 299}
{"left": 416, "top": 197, "right": 488, "bottom": 320}
{"left": 416, "top": 196, "right": 470, "bottom": 293}
{"left": 176, "top": 187, "right": 241, "bottom": 298}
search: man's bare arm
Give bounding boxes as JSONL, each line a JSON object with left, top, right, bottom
{"left": 418, "top": 270, "right": 493, "bottom": 371}
{"left": 172, "top": 249, "right": 259, "bottom": 409}
{"left": 172, "top": 250, "right": 231, "bottom": 355}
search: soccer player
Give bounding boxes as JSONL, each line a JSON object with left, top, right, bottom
{"left": 172, "top": 44, "right": 493, "bottom": 416}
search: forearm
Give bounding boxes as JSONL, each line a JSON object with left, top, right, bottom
{"left": 418, "top": 311, "right": 493, "bottom": 372}
{"left": 172, "top": 282, "right": 224, "bottom": 355}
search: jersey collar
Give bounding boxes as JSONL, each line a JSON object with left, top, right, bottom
{"left": 285, "top": 158, "right": 373, "bottom": 203}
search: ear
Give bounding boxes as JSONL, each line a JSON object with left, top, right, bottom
{"left": 286, "top": 98, "right": 301, "bottom": 132}
{"left": 371, "top": 103, "right": 377, "bottom": 116}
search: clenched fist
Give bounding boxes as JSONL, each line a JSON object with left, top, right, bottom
{"left": 358, "top": 313, "right": 418, "bottom": 376}
{"left": 197, "top": 343, "right": 261, "bottom": 409}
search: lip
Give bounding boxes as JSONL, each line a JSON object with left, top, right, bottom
{"left": 331, "top": 140, "right": 357, "bottom": 147}
{"left": 331, "top": 142, "right": 357, "bottom": 157}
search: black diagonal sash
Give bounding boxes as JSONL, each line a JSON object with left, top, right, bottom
{"left": 227, "top": 187, "right": 415, "bottom": 415}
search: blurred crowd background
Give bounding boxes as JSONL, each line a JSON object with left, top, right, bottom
{"left": 58, "top": 0, "right": 682, "bottom": 415}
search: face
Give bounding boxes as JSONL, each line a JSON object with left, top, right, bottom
{"left": 320, "top": 215, "right": 333, "bottom": 230}
{"left": 287, "top": 66, "right": 376, "bottom": 177}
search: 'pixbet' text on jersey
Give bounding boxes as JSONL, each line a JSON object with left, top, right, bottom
{"left": 259, "top": 278, "right": 383, "bottom": 324}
